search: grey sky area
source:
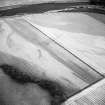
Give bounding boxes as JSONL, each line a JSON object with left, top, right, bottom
{"left": 0, "top": 0, "right": 89, "bottom": 7}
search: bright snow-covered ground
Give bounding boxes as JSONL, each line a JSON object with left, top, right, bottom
{"left": 0, "top": 18, "right": 88, "bottom": 90}
{"left": 0, "top": 12, "right": 104, "bottom": 99}
{"left": 24, "top": 12, "right": 105, "bottom": 75}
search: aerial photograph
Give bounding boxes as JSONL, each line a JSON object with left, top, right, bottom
{"left": 0, "top": 0, "right": 105, "bottom": 105}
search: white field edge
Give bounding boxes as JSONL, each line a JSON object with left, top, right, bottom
{"left": 64, "top": 78, "right": 105, "bottom": 105}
